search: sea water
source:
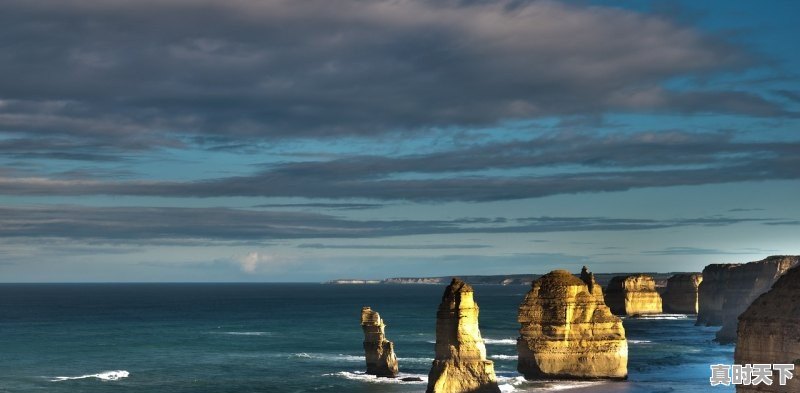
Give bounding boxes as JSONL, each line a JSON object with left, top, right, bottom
{"left": 0, "top": 284, "right": 734, "bottom": 392}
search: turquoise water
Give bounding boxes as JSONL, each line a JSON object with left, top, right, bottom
{"left": 0, "top": 284, "right": 734, "bottom": 392}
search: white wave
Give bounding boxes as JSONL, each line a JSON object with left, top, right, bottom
{"left": 484, "top": 338, "right": 517, "bottom": 345}
{"left": 628, "top": 339, "right": 652, "bottom": 344}
{"left": 219, "top": 331, "right": 271, "bottom": 336}
{"left": 490, "top": 354, "right": 518, "bottom": 360}
{"left": 292, "top": 353, "right": 364, "bottom": 362}
{"left": 325, "top": 371, "right": 427, "bottom": 384}
{"left": 497, "top": 375, "right": 527, "bottom": 392}
{"left": 634, "top": 314, "right": 690, "bottom": 320}
{"left": 397, "top": 357, "right": 434, "bottom": 364}
{"left": 51, "top": 370, "right": 129, "bottom": 382}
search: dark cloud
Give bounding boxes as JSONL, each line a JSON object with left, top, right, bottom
{"left": 0, "top": 205, "right": 782, "bottom": 242}
{"left": 641, "top": 247, "right": 770, "bottom": 255}
{"left": 0, "top": 0, "right": 786, "bottom": 158}
{"left": 1, "top": 131, "right": 798, "bottom": 201}
{"left": 253, "top": 203, "right": 385, "bottom": 210}
{"left": 296, "top": 243, "right": 491, "bottom": 249}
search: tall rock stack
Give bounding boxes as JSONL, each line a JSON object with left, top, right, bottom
{"left": 696, "top": 256, "right": 800, "bottom": 343}
{"left": 604, "top": 274, "right": 663, "bottom": 316}
{"left": 734, "top": 264, "right": 800, "bottom": 392}
{"left": 426, "top": 278, "right": 500, "bottom": 393}
{"left": 517, "top": 268, "right": 628, "bottom": 380}
{"left": 361, "top": 307, "right": 399, "bottom": 378}
{"left": 662, "top": 274, "right": 703, "bottom": 314}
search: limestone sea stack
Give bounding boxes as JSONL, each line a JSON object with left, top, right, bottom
{"left": 604, "top": 274, "right": 663, "bottom": 316}
{"left": 361, "top": 307, "right": 399, "bottom": 378}
{"left": 517, "top": 267, "right": 628, "bottom": 380}
{"left": 734, "top": 264, "right": 800, "bottom": 393}
{"left": 696, "top": 255, "right": 799, "bottom": 343}
{"left": 426, "top": 278, "right": 500, "bottom": 393}
{"left": 662, "top": 274, "right": 703, "bottom": 314}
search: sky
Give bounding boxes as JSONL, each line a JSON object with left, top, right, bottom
{"left": 0, "top": 0, "right": 798, "bottom": 282}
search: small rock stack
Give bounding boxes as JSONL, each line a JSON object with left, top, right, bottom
{"left": 605, "top": 274, "right": 663, "bottom": 316}
{"left": 426, "top": 278, "right": 500, "bottom": 393}
{"left": 361, "top": 306, "right": 399, "bottom": 378}
{"left": 662, "top": 273, "right": 703, "bottom": 314}
{"left": 517, "top": 267, "right": 628, "bottom": 380}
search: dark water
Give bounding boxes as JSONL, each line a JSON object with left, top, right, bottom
{"left": 0, "top": 284, "right": 733, "bottom": 392}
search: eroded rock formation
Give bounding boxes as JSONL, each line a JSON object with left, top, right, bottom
{"left": 517, "top": 267, "right": 628, "bottom": 380}
{"left": 361, "top": 306, "right": 399, "bottom": 377}
{"left": 696, "top": 255, "right": 799, "bottom": 343}
{"left": 426, "top": 278, "right": 500, "bottom": 393}
{"left": 604, "top": 274, "right": 663, "bottom": 316}
{"left": 662, "top": 274, "right": 703, "bottom": 314}
{"left": 734, "top": 264, "right": 800, "bottom": 392}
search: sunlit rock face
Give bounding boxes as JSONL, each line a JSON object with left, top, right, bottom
{"left": 604, "top": 274, "right": 663, "bottom": 316}
{"left": 662, "top": 274, "right": 703, "bottom": 314}
{"left": 517, "top": 267, "right": 628, "bottom": 380}
{"left": 426, "top": 278, "right": 500, "bottom": 393}
{"left": 361, "top": 307, "right": 399, "bottom": 378}
{"left": 697, "top": 256, "right": 800, "bottom": 343}
{"left": 734, "top": 264, "right": 800, "bottom": 393}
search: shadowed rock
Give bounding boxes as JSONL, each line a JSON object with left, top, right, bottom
{"left": 426, "top": 278, "right": 500, "bottom": 393}
{"left": 696, "top": 255, "right": 799, "bottom": 343}
{"left": 605, "top": 274, "right": 663, "bottom": 316}
{"left": 734, "top": 264, "right": 800, "bottom": 392}
{"left": 662, "top": 274, "right": 703, "bottom": 314}
{"left": 517, "top": 267, "right": 628, "bottom": 380}
{"left": 361, "top": 307, "right": 399, "bottom": 378}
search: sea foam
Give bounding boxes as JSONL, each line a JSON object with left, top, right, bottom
{"left": 51, "top": 370, "right": 129, "bottom": 382}
{"left": 325, "top": 370, "right": 428, "bottom": 384}
{"left": 483, "top": 338, "right": 516, "bottom": 345}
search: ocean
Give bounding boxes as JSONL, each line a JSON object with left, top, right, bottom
{"left": 0, "top": 283, "right": 734, "bottom": 392}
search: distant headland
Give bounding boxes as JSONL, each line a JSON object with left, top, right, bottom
{"left": 326, "top": 272, "right": 681, "bottom": 287}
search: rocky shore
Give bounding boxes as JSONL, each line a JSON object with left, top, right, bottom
{"left": 734, "top": 264, "right": 800, "bottom": 392}
{"left": 697, "top": 255, "right": 799, "bottom": 343}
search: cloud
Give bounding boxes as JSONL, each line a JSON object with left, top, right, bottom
{"left": 0, "top": 205, "right": 784, "bottom": 243}
{"left": 296, "top": 243, "right": 491, "bottom": 250}
{"left": 0, "top": 0, "right": 785, "bottom": 159}
{"left": 253, "top": 203, "right": 385, "bottom": 210}
{"left": 1, "top": 131, "right": 798, "bottom": 201}
{"left": 640, "top": 247, "right": 769, "bottom": 255}
{"left": 237, "top": 251, "right": 274, "bottom": 273}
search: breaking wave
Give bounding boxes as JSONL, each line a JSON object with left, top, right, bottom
{"left": 51, "top": 370, "right": 129, "bottom": 382}
{"left": 484, "top": 338, "right": 517, "bottom": 345}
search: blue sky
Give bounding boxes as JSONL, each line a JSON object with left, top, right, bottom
{"left": 0, "top": 0, "right": 798, "bottom": 282}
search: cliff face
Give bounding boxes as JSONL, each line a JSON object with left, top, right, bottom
{"left": 662, "top": 274, "right": 703, "bottom": 314}
{"left": 604, "top": 274, "right": 663, "bottom": 316}
{"left": 517, "top": 267, "right": 628, "bottom": 380}
{"left": 696, "top": 256, "right": 800, "bottom": 343}
{"left": 734, "top": 265, "right": 800, "bottom": 393}
{"left": 361, "top": 307, "right": 399, "bottom": 378}
{"left": 426, "top": 278, "right": 500, "bottom": 393}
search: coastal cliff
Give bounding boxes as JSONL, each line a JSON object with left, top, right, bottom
{"left": 426, "top": 278, "right": 500, "bottom": 393}
{"left": 734, "top": 264, "right": 800, "bottom": 392}
{"left": 517, "top": 267, "right": 628, "bottom": 380}
{"left": 605, "top": 274, "right": 663, "bottom": 316}
{"left": 662, "top": 274, "right": 703, "bottom": 314}
{"left": 361, "top": 307, "right": 399, "bottom": 377}
{"left": 696, "top": 255, "right": 799, "bottom": 343}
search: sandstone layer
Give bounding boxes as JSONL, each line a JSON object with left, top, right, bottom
{"left": 517, "top": 267, "right": 628, "bottom": 380}
{"left": 662, "top": 273, "right": 703, "bottom": 314}
{"left": 604, "top": 274, "right": 663, "bottom": 316}
{"left": 696, "top": 255, "right": 799, "bottom": 343}
{"left": 426, "top": 278, "right": 500, "bottom": 393}
{"left": 734, "top": 264, "right": 800, "bottom": 392}
{"left": 361, "top": 306, "right": 399, "bottom": 377}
